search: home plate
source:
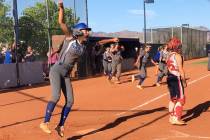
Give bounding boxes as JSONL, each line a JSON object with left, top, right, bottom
{"left": 76, "top": 128, "right": 97, "bottom": 135}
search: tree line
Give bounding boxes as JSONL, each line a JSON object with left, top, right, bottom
{"left": 0, "top": 0, "right": 78, "bottom": 57}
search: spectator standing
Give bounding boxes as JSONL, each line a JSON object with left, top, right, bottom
{"left": 24, "top": 46, "right": 35, "bottom": 62}
{"left": 3, "top": 46, "right": 12, "bottom": 64}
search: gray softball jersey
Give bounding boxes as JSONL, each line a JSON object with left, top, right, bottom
{"left": 58, "top": 39, "right": 85, "bottom": 71}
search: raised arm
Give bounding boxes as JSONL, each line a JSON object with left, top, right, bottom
{"left": 58, "top": 0, "right": 72, "bottom": 38}
{"left": 97, "top": 38, "right": 119, "bottom": 46}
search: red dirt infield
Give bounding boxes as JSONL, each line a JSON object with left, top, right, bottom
{"left": 0, "top": 57, "right": 210, "bottom": 140}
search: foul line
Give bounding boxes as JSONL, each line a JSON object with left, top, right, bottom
{"left": 75, "top": 73, "right": 210, "bottom": 136}
{"left": 116, "top": 73, "right": 210, "bottom": 116}
{"left": 154, "top": 130, "right": 210, "bottom": 140}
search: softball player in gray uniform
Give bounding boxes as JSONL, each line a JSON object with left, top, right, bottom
{"left": 39, "top": 1, "right": 90, "bottom": 137}
{"left": 109, "top": 43, "right": 124, "bottom": 84}
{"left": 135, "top": 45, "right": 152, "bottom": 89}
{"left": 156, "top": 45, "right": 168, "bottom": 86}
{"left": 103, "top": 46, "right": 112, "bottom": 76}
{"left": 40, "top": 1, "right": 118, "bottom": 137}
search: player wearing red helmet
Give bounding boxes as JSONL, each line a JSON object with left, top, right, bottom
{"left": 166, "top": 37, "right": 187, "bottom": 125}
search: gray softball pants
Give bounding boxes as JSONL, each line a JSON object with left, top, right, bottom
{"left": 111, "top": 62, "right": 122, "bottom": 79}
{"left": 103, "top": 60, "right": 112, "bottom": 75}
{"left": 157, "top": 62, "right": 168, "bottom": 83}
{"left": 49, "top": 63, "right": 74, "bottom": 108}
{"left": 136, "top": 66, "right": 147, "bottom": 85}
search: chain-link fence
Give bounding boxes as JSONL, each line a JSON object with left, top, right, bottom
{"left": 145, "top": 26, "right": 208, "bottom": 60}
{"left": 207, "top": 31, "right": 210, "bottom": 43}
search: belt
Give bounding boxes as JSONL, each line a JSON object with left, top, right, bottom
{"left": 58, "top": 62, "right": 73, "bottom": 70}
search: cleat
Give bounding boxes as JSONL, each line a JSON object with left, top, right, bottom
{"left": 112, "top": 76, "right": 117, "bottom": 81}
{"left": 136, "top": 85, "right": 143, "bottom": 90}
{"left": 170, "top": 117, "right": 186, "bottom": 125}
{"left": 55, "top": 126, "right": 64, "bottom": 137}
{"left": 156, "top": 83, "right": 160, "bottom": 87}
{"left": 40, "top": 122, "right": 51, "bottom": 134}
{"left": 131, "top": 75, "right": 135, "bottom": 83}
{"left": 115, "top": 79, "right": 121, "bottom": 84}
{"left": 173, "top": 120, "right": 186, "bottom": 125}
{"left": 169, "top": 115, "right": 175, "bottom": 124}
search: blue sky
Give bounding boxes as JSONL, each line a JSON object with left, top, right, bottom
{"left": 88, "top": 0, "right": 210, "bottom": 32}
{"left": 7, "top": 0, "right": 210, "bottom": 32}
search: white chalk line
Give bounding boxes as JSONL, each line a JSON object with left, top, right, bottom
{"left": 116, "top": 73, "right": 210, "bottom": 116}
{"left": 75, "top": 73, "right": 210, "bottom": 135}
{"left": 154, "top": 130, "right": 210, "bottom": 140}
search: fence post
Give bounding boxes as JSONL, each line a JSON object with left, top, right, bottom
{"left": 13, "top": 0, "right": 20, "bottom": 87}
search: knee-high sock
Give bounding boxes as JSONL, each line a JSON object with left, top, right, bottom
{"left": 157, "top": 75, "right": 162, "bottom": 83}
{"left": 174, "top": 102, "right": 183, "bottom": 119}
{"left": 44, "top": 101, "right": 56, "bottom": 123}
{"left": 169, "top": 101, "right": 175, "bottom": 116}
{"left": 58, "top": 106, "right": 71, "bottom": 126}
{"left": 108, "top": 73, "right": 112, "bottom": 80}
{"left": 138, "top": 76, "right": 145, "bottom": 85}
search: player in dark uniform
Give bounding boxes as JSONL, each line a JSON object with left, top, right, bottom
{"left": 109, "top": 43, "right": 124, "bottom": 84}
{"left": 152, "top": 46, "right": 163, "bottom": 76}
{"left": 155, "top": 44, "right": 169, "bottom": 86}
{"left": 103, "top": 46, "right": 112, "bottom": 77}
{"left": 40, "top": 0, "right": 118, "bottom": 137}
{"left": 133, "top": 45, "right": 152, "bottom": 89}
{"left": 166, "top": 37, "right": 187, "bottom": 125}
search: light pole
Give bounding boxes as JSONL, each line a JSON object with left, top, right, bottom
{"left": 181, "top": 24, "right": 189, "bottom": 43}
{"left": 13, "top": 0, "right": 20, "bottom": 86}
{"left": 85, "top": 0, "right": 89, "bottom": 25}
{"left": 73, "top": 0, "right": 76, "bottom": 24}
{"left": 143, "top": 0, "right": 154, "bottom": 45}
{"left": 45, "top": 0, "right": 52, "bottom": 68}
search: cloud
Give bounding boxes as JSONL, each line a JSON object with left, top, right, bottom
{"left": 128, "top": 9, "right": 156, "bottom": 17}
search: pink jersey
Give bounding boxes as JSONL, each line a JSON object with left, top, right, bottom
{"left": 167, "top": 52, "right": 180, "bottom": 76}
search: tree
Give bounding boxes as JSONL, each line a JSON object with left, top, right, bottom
{"left": 0, "top": 0, "right": 13, "bottom": 43}
{"left": 19, "top": 0, "right": 78, "bottom": 57}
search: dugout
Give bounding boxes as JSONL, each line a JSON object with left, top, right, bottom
{"left": 52, "top": 36, "right": 142, "bottom": 77}
{"left": 52, "top": 35, "right": 162, "bottom": 78}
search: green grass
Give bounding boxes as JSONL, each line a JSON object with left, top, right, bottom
{"left": 191, "top": 60, "right": 208, "bottom": 65}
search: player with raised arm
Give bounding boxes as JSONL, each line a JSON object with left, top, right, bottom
{"left": 40, "top": 0, "right": 118, "bottom": 137}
